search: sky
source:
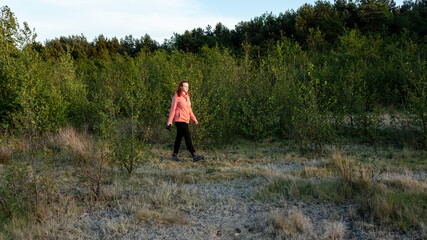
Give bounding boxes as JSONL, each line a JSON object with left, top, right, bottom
{"left": 2, "top": 0, "right": 405, "bottom": 44}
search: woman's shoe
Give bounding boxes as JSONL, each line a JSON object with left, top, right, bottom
{"left": 172, "top": 153, "right": 180, "bottom": 162}
{"left": 192, "top": 153, "right": 204, "bottom": 162}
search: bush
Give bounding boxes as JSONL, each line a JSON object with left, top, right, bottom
{"left": 0, "top": 154, "right": 59, "bottom": 223}
{"left": 291, "top": 63, "right": 334, "bottom": 151}
{"left": 111, "top": 119, "right": 146, "bottom": 174}
{"left": 0, "top": 161, "right": 33, "bottom": 221}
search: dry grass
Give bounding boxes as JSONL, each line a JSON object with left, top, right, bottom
{"left": 369, "top": 189, "right": 427, "bottom": 229}
{"left": 0, "top": 194, "right": 83, "bottom": 240}
{"left": 0, "top": 144, "right": 12, "bottom": 164}
{"left": 148, "top": 182, "right": 197, "bottom": 209}
{"left": 340, "top": 143, "right": 426, "bottom": 172}
{"left": 136, "top": 208, "right": 160, "bottom": 222}
{"left": 0, "top": 217, "right": 34, "bottom": 240}
{"left": 172, "top": 165, "right": 268, "bottom": 182}
{"left": 58, "top": 126, "right": 111, "bottom": 164}
{"left": 147, "top": 139, "right": 302, "bottom": 169}
{"left": 58, "top": 126, "right": 112, "bottom": 201}
{"left": 159, "top": 209, "right": 192, "bottom": 225}
{"left": 166, "top": 168, "right": 197, "bottom": 184}
{"left": 1, "top": 136, "right": 425, "bottom": 238}
{"left": 330, "top": 150, "right": 374, "bottom": 189}
{"left": 322, "top": 220, "right": 346, "bottom": 240}
{"left": 100, "top": 218, "right": 134, "bottom": 238}
{"left": 330, "top": 150, "right": 427, "bottom": 229}
{"left": 382, "top": 174, "right": 427, "bottom": 193}
{"left": 137, "top": 207, "right": 191, "bottom": 226}
{"left": 299, "top": 166, "right": 331, "bottom": 178}
{"left": 58, "top": 126, "right": 92, "bottom": 159}
{"left": 268, "top": 209, "right": 313, "bottom": 238}
{"left": 98, "top": 172, "right": 198, "bottom": 228}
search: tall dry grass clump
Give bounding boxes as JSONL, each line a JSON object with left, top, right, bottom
{"left": 0, "top": 144, "right": 12, "bottom": 164}
{"left": 268, "top": 209, "right": 313, "bottom": 238}
{"left": 330, "top": 150, "right": 377, "bottom": 193}
{"left": 322, "top": 220, "right": 345, "bottom": 239}
{"left": 59, "top": 126, "right": 111, "bottom": 201}
{"left": 59, "top": 127, "right": 92, "bottom": 159}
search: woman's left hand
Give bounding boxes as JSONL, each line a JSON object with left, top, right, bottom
{"left": 195, "top": 120, "right": 199, "bottom": 125}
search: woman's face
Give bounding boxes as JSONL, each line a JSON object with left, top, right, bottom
{"left": 182, "top": 82, "right": 189, "bottom": 92}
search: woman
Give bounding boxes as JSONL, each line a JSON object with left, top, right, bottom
{"left": 166, "top": 81, "right": 204, "bottom": 162}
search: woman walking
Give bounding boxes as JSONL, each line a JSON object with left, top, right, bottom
{"left": 166, "top": 81, "right": 204, "bottom": 162}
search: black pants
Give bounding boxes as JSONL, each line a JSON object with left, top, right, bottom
{"left": 174, "top": 122, "right": 195, "bottom": 155}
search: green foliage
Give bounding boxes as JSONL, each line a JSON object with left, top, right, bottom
{"left": 13, "top": 48, "right": 67, "bottom": 134}
{"left": 0, "top": 160, "right": 33, "bottom": 221}
{"left": 1, "top": 4, "right": 426, "bottom": 150}
{"left": 401, "top": 40, "right": 427, "bottom": 147}
{"left": 111, "top": 126, "right": 145, "bottom": 174}
{"left": 0, "top": 6, "right": 37, "bottom": 127}
{"left": 113, "top": 55, "right": 146, "bottom": 174}
{"left": 290, "top": 63, "right": 334, "bottom": 151}
{"left": 325, "top": 29, "right": 386, "bottom": 142}
{"left": 49, "top": 52, "right": 88, "bottom": 127}
{"left": 197, "top": 46, "right": 239, "bottom": 141}
{"left": 0, "top": 152, "right": 60, "bottom": 223}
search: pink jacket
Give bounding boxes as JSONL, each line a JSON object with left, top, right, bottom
{"left": 167, "top": 93, "right": 197, "bottom": 125}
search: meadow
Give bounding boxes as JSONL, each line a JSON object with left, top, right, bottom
{"left": 0, "top": 127, "right": 426, "bottom": 239}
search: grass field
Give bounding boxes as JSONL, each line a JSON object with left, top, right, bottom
{"left": 0, "top": 133, "right": 426, "bottom": 239}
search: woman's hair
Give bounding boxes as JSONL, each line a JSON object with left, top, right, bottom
{"left": 176, "top": 81, "right": 189, "bottom": 97}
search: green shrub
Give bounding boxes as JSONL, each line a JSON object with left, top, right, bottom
{"left": 0, "top": 153, "right": 60, "bottom": 223}
{"left": 111, "top": 119, "right": 146, "bottom": 174}
{"left": 290, "top": 63, "right": 334, "bottom": 151}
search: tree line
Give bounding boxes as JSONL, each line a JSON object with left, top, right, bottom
{"left": 172, "top": 0, "right": 427, "bottom": 54}
{"left": 31, "top": 1, "right": 427, "bottom": 57}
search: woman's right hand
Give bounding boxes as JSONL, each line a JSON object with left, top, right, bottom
{"left": 166, "top": 124, "right": 172, "bottom": 131}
